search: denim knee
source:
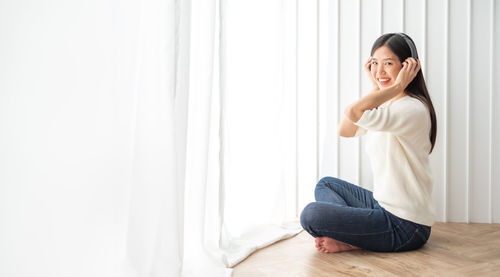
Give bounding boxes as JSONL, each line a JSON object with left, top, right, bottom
{"left": 300, "top": 202, "right": 321, "bottom": 236}
{"left": 316, "top": 176, "right": 343, "bottom": 190}
{"left": 317, "top": 176, "right": 338, "bottom": 186}
{"left": 315, "top": 176, "right": 335, "bottom": 192}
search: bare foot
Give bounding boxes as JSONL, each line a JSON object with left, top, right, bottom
{"left": 315, "top": 237, "right": 361, "bottom": 253}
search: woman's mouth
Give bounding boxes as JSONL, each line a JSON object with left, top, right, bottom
{"left": 378, "top": 78, "right": 391, "bottom": 86}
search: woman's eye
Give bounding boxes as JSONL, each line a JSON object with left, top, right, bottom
{"left": 371, "top": 61, "right": 377, "bottom": 65}
{"left": 385, "top": 62, "right": 392, "bottom": 65}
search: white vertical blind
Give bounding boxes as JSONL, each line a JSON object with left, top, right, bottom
{"left": 297, "top": 0, "right": 319, "bottom": 213}
{"left": 470, "top": 0, "right": 490, "bottom": 223}
{"left": 493, "top": 0, "right": 500, "bottom": 223}
{"left": 489, "top": 0, "right": 495, "bottom": 223}
{"left": 338, "top": 0, "right": 361, "bottom": 184}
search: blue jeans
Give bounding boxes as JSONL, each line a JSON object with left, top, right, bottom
{"left": 300, "top": 176, "right": 431, "bottom": 252}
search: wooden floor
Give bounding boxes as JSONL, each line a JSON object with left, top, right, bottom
{"left": 232, "top": 222, "right": 500, "bottom": 277}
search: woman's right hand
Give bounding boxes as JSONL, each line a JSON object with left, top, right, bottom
{"left": 364, "top": 57, "right": 379, "bottom": 91}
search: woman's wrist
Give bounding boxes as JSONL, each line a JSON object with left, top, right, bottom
{"left": 373, "top": 83, "right": 404, "bottom": 105}
{"left": 381, "top": 83, "right": 404, "bottom": 97}
{"left": 391, "top": 82, "right": 404, "bottom": 93}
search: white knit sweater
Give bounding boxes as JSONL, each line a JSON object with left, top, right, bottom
{"left": 354, "top": 95, "right": 435, "bottom": 226}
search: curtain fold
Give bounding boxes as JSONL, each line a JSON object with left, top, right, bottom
{"left": 181, "top": 0, "right": 303, "bottom": 272}
{"left": 0, "top": 1, "right": 310, "bottom": 276}
{"left": 208, "top": 0, "right": 303, "bottom": 268}
{"left": 124, "top": 0, "right": 181, "bottom": 276}
{"left": 180, "top": 0, "right": 232, "bottom": 275}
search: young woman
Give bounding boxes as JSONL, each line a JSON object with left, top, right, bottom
{"left": 300, "top": 33, "right": 437, "bottom": 253}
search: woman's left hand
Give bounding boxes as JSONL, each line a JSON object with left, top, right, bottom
{"left": 395, "top": 57, "right": 420, "bottom": 89}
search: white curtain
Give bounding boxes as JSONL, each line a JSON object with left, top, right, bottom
{"left": 180, "top": 0, "right": 304, "bottom": 271}
{"left": 211, "top": 0, "right": 304, "bottom": 267}
{"left": 0, "top": 0, "right": 185, "bottom": 276}
{"left": 0, "top": 0, "right": 309, "bottom": 276}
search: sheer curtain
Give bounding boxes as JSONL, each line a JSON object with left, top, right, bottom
{"left": 0, "top": 0, "right": 314, "bottom": 276}
{"left": 211, "top": 0, "right": 308, "bottom": 267}
{"left": 0, "top": 0, "right": 186, "bottom": 276}
{"left": 183, "top": 0, "right": 305, "bottom": 271}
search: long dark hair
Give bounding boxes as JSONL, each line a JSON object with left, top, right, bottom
{"left": 371, "top": 33, "right": 437, "bottom": 153}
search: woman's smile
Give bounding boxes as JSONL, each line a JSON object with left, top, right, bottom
{"left": 377, "top": 77, "right": 391, "bottom": 86}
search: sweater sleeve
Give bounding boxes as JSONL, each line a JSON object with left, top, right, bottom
{"left": 354, "top": 126, "right": 367, "bottom": 137}
{"left": 354, "top": 98, "right": 428, "bottom": 136}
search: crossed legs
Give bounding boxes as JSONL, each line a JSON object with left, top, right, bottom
{"left": 300, "top": 177, "right": 392, "bottom": 253}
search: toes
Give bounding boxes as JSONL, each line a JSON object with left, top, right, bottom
{"left": 319, "top": 245, "right": 329, "bottom": 253}
{"left": 315, "top": 238, "right": 321, "bottom": 248}
{"left": 315, "top": 237, "right": 325, "bottom": 249}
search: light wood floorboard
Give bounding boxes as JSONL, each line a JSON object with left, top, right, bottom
{"left": 232, "top": 222, "right": 500, "bottom": 277}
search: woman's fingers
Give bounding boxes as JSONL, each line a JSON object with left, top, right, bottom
{"left": 398, "top": 57, "right": 421, "bottom": 87}
{"left": 405, "top": 57, "right": 420, "bottom": 73}
{"left": 415, "top": 59, "right": 421, "bottom": 72}
{"left": 409, "top": 58, "right": 420, "bottom": 78}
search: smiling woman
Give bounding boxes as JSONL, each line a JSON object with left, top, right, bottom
{"left": 302, "top": 33, "right": 438, "bottom": 253}
{"left": 370, "top": 47, "right": 403, "bottom": 87}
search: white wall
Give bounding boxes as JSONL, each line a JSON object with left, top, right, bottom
{"left": 317, "top": 0, "right": 500, "bottom": 223}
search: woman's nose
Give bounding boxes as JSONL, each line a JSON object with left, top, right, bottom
{"left": 377, "top": 66, "right": 386, "bottom": 75}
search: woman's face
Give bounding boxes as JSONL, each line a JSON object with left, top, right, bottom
{"left": 370, "top": 45, "right": 403, "bottom": 89}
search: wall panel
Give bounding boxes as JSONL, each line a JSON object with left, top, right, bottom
{"left": 338, "top": 0, "right": 361, "bottom": 184}
{"left": 470, "top": 0, "right": 491, "bottom": 223}
{"left": 427, "top": 0, "right": 447, "bottom": 222}
{"left": 296, "top": 0, "right": 318, "bottom": 212}
{"left": 318, "top": 0, "right": 339, "bottom": 180}
{"left": 359, "top": 0, "right": 381, "bottom": 190}
{"left": 493, "top": 0, "right": 500, "bottom": 223}
{"left": 382, "top": 0, "right": 403, "bottom": 33}
{"left": 445, "top": 0, "right": 469, "bottom": 222}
